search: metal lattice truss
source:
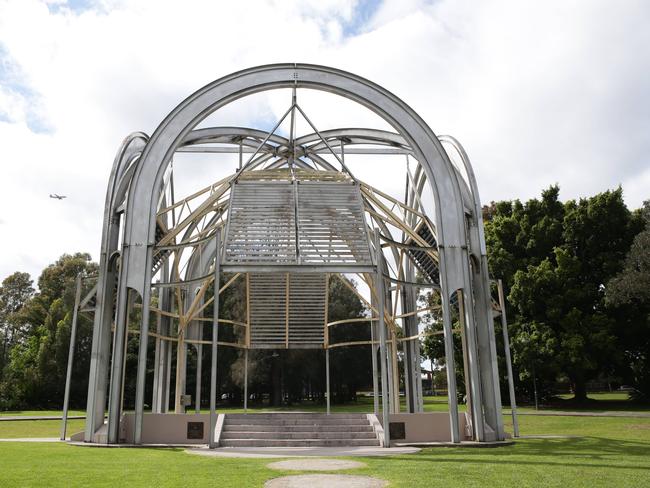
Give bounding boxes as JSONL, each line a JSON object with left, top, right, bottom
{"left": 80, "top": 64, "right": 511, "bottom": 449}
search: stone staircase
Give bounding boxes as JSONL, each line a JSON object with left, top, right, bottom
{"left": 219, "top": 413, "right": 381, "bottom": 447}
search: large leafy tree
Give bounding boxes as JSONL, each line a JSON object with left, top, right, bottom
{"left": 0, "top": 253, "right": 97, "bottom": 409}
{"left": 483, "top": 186, "right": 566, "bottom": 400}
{"left": 0, "top": 272, "right": 35, "bottom": 381}
{"left": 508, "top": 189, "right": 641, "bottom": 402}
{"left": 606, "top": 201, "right": 650, "bottom": 399}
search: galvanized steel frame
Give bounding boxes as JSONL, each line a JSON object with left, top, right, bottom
{"left": 82, "top": 63, "right": 506, "bottom": 447}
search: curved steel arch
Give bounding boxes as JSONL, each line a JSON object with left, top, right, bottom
{"left": 122, "top": 64, "right": 466, "bottom": 293}
{"left": 84, "top": 64, "right": 505, "bottom": 447}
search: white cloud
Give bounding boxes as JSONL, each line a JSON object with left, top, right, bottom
{"left": 0, "top": 0, "right": 648, "bottom": 282}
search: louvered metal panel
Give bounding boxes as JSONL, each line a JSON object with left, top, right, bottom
{"left": 249, "top": 273, "right": 287, "bottom": 348}
{"left": 288, "top": 273, "right": 326, "bottom": 347}
{"left": 223, "top": 178, "right": 371, "bottom": 268}
{"left": 248, "top": 273, "right": 326, "bottom": 349}
{"left": 297, "top": 182, "right": 372, "bottom": 265}
{"left": 224, "top": 182, "right": 297, "bottom": 264}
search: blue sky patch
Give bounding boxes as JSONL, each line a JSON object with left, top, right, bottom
{"left": 0, "top": 44, "right": 54, "bottom": 134}
{"left": 342, "top": 0, "right": 382, "bottom": 37}
{"left": 47, "top": 0, "right": 98, "bottom": 15}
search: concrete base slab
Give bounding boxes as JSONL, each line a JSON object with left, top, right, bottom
{"left": 265, "top": 474, "right": 388, "bottom": 487}
{"left": 517, "top": 435, "right": 582, "bottom": 439}
{"left": 395, "top": 440, "right": 515, "bottom": 448}
{"left": 187, "top": 446, "right": 420, "bottom": 458}
{"left": 68, "top": 441, "right": 201, "bottom": 448}
{"left": 267, "top": 459, "right": 366, "bottom": 471}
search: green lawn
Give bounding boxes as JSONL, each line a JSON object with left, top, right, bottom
{"left": 0, "top": 419, "right": 86, "bottom": 439}
{"left": 0, "top": 410, "right": 86, "bottom": 417}
{"left": 0, "top": 415, "right": 649, "bottom": 487}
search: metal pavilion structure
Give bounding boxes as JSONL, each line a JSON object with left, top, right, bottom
{"left": 68, "top": 64, "right": 518, "bottom": 448}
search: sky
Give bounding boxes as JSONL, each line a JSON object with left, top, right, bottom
{"left": 0, "top": 0, "right": 649, "bottom": 282}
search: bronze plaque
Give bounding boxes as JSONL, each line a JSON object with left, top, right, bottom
{"left": 187, "top": 421, "right": 204, "bottom": 440}
{"left": 389, "top": 422, "right": 406, "bottom": 440}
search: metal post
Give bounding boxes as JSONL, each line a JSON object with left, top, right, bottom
{"left": 195, "top": 344, "right": 202, "bottom": 414}
{"left": 243, "top": 348, "right": 248, "bottom": 413}
{"left": 164, "top": 336, "right": 172, "bottom": 413}
{"left": 209, "top": 230, "right": 221, "bottom": 448}
{"left": 439, "top": 257, "right": 461, "bottom": 443}
{"left": 61, "top": 274, "right": 82, "bottom": 441}
{"left": 107, "top": 283, "right": 130, "bottom": 444}
{"left": 326, "top": 348, "right": 331, "bottom": 415}
{"left": 175, "top": 334, "right": 186, "bottom": 413}
{"left": 375, "top": 229, "right": 390, "bottom": 447}
{"left": 391, "top": 335, "right": 400, "bottom": 413}
{"left": 498, "top": 279, "right": 519, "bottom": 437}
{"left": 134, "top": 247, "right": 153, "bottom": 444}
{"left": 370, "top": 311, "right": 379, "bottom": 416}
{"left": 151, "top": 285, "right": 162, "bottom": 413}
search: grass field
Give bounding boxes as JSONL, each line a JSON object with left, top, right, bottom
{"left": 0, "top": 414, "right": 649, "bottom": 487}
{"left": 2, "top": 393, "right": 649, "bottom": 487}
{"left": 2, "top": 392, "right": 649, "bottom": 440}
{"left": 2, "top": 391, "right": 646, "bottom": 419}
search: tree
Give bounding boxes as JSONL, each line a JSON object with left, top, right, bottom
{"left": 0, "top": 253, "right": 97, "bottom": 409}
{"left": 509, "top": 189, "right": 640, "bottom": 402}
{"left": 328, "top": 276, "right": 369, "bottom": 403}
{"left": 420, "top": 290, "right": 467, "bottom": 401}
{"left": 219, "top": 275, "right": 368, "bottom": 407}
{"left": 483, "top": 186, "right": 566, "bottom": 400}
{"left": 0, "top": 272, "right": 34, "bottom": 380}
{"left": 606, "top": 201, "right": 650, "bottom": 399}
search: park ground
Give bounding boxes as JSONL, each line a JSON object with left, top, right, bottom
{"left": 1, "top": 393, "right": 649, "bottom": 487}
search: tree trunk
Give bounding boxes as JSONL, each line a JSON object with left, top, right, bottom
{"left": 573, "top": 376, "right": 588, "bottom": 403}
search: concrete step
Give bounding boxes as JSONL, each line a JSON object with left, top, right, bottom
{"left": 225, "top": 418, "right": 371, "bottom": 426}
{"left": 220, "top": 438, "right": 381, "bottom": 447}
{"left": 219, "top": 413, "right": 380, "bottom": 448}
{"left": 223, "top": 424, "right": 374, "bottom": 433}
{"left": 225, "top": 413, "right": 367, "bottom": 420}
{"left": 221, "top": 431, "right": 377, "bottom": 440}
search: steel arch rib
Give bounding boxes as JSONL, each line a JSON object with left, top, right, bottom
{"left": 105, "top": 63, "right": 502, "bottom": 445}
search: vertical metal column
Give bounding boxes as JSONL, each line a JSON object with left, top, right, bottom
{"left": 175, "top": 335, "right": 187, "bottom": 413}
{"left": 402, "top": 258, "right": 422, "bottom": 413}
{"left": 195, "top": 344, "right": 202, "bottom": 414}
{"left": 375, "top": 229, "right": 390, "bottom": 447}
{"left": 154, "top": 267, "right": 171, "bottom": 414}
{"left": 61, "top": 274, "right": 82, "bottom": 441}
{"left": 370, "top": 309, "right": 379, "bottom": 415}
{"left": 439, "top": 251, "right": 461, "bottom": 443}
{"left": 458, "top": 289, "right": 485, "bottom": 441}
{"left": 209, "top": 230, "right": 221, "bottom": 449}
{"left": 243, "top": 349, "right": 248, "bottom": 413}
{"left": 164, "top": 336, "right": 172, "bottom": 413}
{"left": 326, "top": 348, "right": 331, "bottom": 415}
{"left": 134, "top": 247, "right": 153, "bottom": 445}
{"left": 498, "top": 279, "right": 519, "bottom": 437}
{"left": 151, "top": 285, "right": 162, "bottom": 413}
{"left": 386, "top": 337, "right": 394, "bottom": 413}
{"left": 107, "top": 282, "right": 130, "bottom": 444}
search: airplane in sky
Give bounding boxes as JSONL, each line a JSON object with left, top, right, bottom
{"left": 49, "top": 194, "right": 67, "bottom": 200}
